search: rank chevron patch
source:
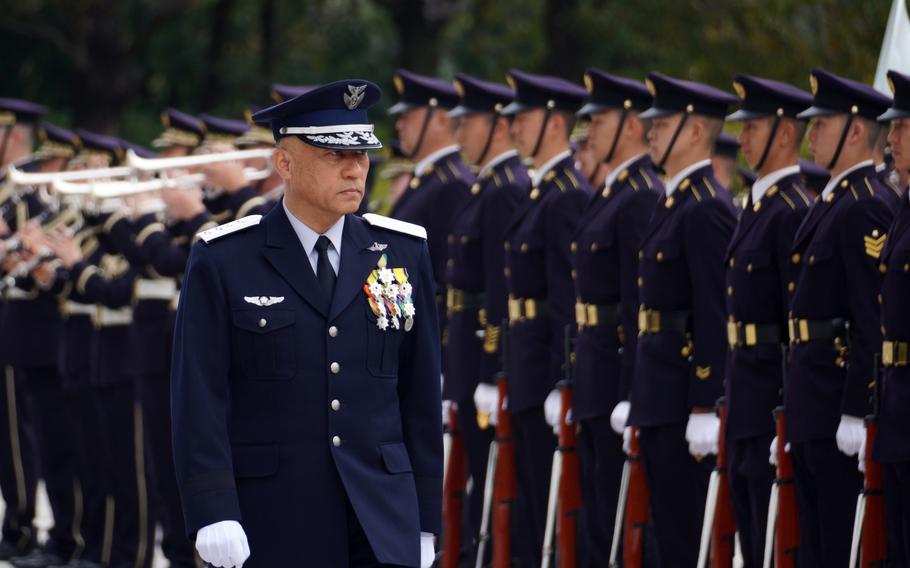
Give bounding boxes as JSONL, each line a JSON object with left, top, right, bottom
{"left": 864, "top": 233, "right": 887, "bottom": 259}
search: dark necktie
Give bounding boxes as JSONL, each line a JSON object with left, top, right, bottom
{"left": 315, "top": 235, "right": 336, "bottom": 298}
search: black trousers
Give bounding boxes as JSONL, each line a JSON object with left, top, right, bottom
{"left": 728, "top": 432, "right": 775, "bottom": 568}
{"left": 639, "top": 422, "right": 714, "bottom": 568}
{"left": 576, "top": 415, "right": 624, "bottom": 567}
{"left": 21, "top": 365, "right": 82, "bottom": 561}
{"left": 0, "top": 365, "right": 37, "bottom": 551}
{"left": 512, "top": 406, "right": 556, "bottom": 567}
{"left": 884, "top": 461, "right": 910, "bottom": 567}
{"left": 791, "top": 438, "right": 863, "bottom": 568}
{"left": 137, "top": 372, "right": 196, "bottom": 567}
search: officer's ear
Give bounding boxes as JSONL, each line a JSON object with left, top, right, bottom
{"left": 273, "top": 140, "right": 293, "bottom": 182}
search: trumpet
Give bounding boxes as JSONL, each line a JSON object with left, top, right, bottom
{"left": 126, "top": 148, "right": 274, "bottom": 181}
{"left": 7, "top": 164, "right": 135, "bottom": 188}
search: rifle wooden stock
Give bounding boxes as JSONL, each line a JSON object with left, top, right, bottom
{"left": 555, "top": 384, "right": 581, "bottom": 568}
{"left": 624, "top": 427, "right": 649, "bottom": 568}
{"left": 492, "top": 377, "right": 515, "bottom": 568}
{"left": 709, "top": 399, "right": 736, "bottom": 568}
{"left": 441, "top": 404, "right": 466, "bottom": 568}
{"left": 860, "top": 417, "right": 886, "bottom": 566}
{"left": 772, "top": 406, "right": 799, "bottom": 567}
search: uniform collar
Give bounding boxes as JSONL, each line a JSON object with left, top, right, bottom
{"left": 282, "top": 198, "right": 345, "bottom": 258}
{"left": 531, "top": 149, "right": 572, "bottom": 187}
{"left": 478, "top": 149, "right": 519, "bottom": 178}
{"left": 414, "top": 144, "right": 460, "bottom": 177}
{"left": 876, "top": 162, "right": 887, "bottom": 173}
{"left": 665, "top": 158, "right": 712, "bottom": 196}
{"left": 603, "top": 152, "right": 647, "bottom": 191}
{"left": 821, "top": 159, "right": 874, "bottom": 200}
{"left": 752, "top": 164, "right": 801, "bottom": 204}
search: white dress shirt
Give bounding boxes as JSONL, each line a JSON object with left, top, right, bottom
{"left": 531, "top": 149, "right": 573, "bottom": 187}
{"left": 282, "top": 199, "right": 344, "bottom": 276}
{"left": 665, "top": 159, "right": 712, "bottom": 196}
{"left": 751, "top": 165, "right": 802, "bottom": 204}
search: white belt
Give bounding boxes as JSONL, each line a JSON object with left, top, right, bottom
{"left": 63, "top": 301, "right": 95, "bottom": 317}
{"left": 135, "top": 278, "right": 177, "bottom": 301}
{"left": 92, "top": 306, "right": 133, "bottom": 328}
{"left": 5, "top": 287, "right": 33, "bottom": 301}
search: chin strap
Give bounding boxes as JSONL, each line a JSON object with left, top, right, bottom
{"left": 408, "top": 103, "right": 438, "bottom": 161}
{"left": 755, "top": 111, "right": 783, "bottom": 172}
{"left": 656, "top": 108, "right": 692, "bottom": 175}
{"left": 603, "top": 108, "right": 630, "bottom": 164}
{"left": 589, "top": 162, "right": 606, "bottom": 186}
{"left": 530, "top": 102, "right": 555, "bottom": 160}
{"left": 477, "top": 114, "right": 499, "bottom": 167}
{"left": 826, "top": 113, "right": 856, "bottom": 172}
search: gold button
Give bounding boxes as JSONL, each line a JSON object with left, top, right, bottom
{"left": 504, "top": 242, "right": 511, "bottom": 252}
{"left": 571, "top": 269, "right": 577, "bottom": 279}
{"left": 656, "top": 252, "right": 664, "bottom": 261}
{"left": 590, "top": 243, "right": 598, "bottom": 252}
{"left": 258, "top": 318, "right": 267, "bottom": 328}
{"left": 447, "top": 234, "right": 454, "bottom": 244}
{"left": 788, "top": 281, "right": 795, "bottom": 293}
{"left": 791, "top": 253, "right": 800, "bottom": 264}
{"left": 332, "top": 436, "right": 341, "bottom": 447}
{"left": 638, "top": 250, "right": 644, "bottom": 260}
{"left": 753, "top": 202, "right": 762, "bottom": 212}
{"left": 808, "top": 255, "right": 815, "bottom": 265}
{"left": 504, "top": 267, "right": 511, "bottom": 277}
{"left": 447, "top": 259, "right": 454, "bottom": 268}
{"left": 841, "top": 179, "right": 849, "bottom": 188}
{"left": 409, "top": 177, "right": 420, "bottom": 189}
{"left": 665, "top": 196, "right": 675, "bottom": 208}
{"left": 681, "top": 345, "right": 691, "bottom": 357}
{"left": 680, "top": 179, "right": 691, "bottom": 191}
{"left": 747, "top": 263, "right": 753, "bottom": 273}
{"left": 904, "top": 264, "right": 909, "bottom": 273}
{"left": 330, "top": 362, "right": 340, "bottom": 374}
{"left": 471, "top": 183, "right": 481, "bottom": 195}
{"left": 878, "top": 294, "right": 883, "bottom": 305}
{"left": 328, "top": 326, "right": 338, "bottom": 338}
{"left": 530, "top": 188, "right": 540, "bottom": 200}
{"left": 331, "top": 400, "right": 341, "bottom": 411}
{"left": 872, "top": 229, "right": 880, "bottom": 238}
{"left": 602, "top": 187, "right": 611, "bottom": 198}
{"left": 520, "top": 243, "right": 529, "bottom": 253}
{"left": 727, "top": 286, "right": 733, "bottom": 296}
{"left": 637, "top": 276, "right": 644, "bottom": 288}
{"left": 880, "top": 263, "right": 887, "bottom": 273}
{"left": 570, "top": 241, "right": 577, "bottom": 252}
{"left": 729, "top": 258, "right": 735, "bottom": 268}
{"left": 460, "top": 236, "right": 468, "bottom": 245}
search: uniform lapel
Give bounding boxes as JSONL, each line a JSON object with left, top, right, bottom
{"left": 329, "top": 215, "right": 382, "bottom": 320}
{"left": 261, "top": 205, "right": 329, "bottom": 317}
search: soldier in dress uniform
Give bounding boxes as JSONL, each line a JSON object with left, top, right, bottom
{"left": 785, "top": 68, "right": 894, "bottom": 567}
{"left": 713, "top": 132, "right": 740, "bottom": 190}
{"left": 497, "top": 68, "right": 589, "bottom": 566}
{"left": 569, "top": 68, "right": 661, "bottom": 566}
{"left": 388, "top": 69, "right": 473, "bottom": 337}
{"left": 0, "top": 98, "right": 47, "bottom": 561}
{"left": 869, "top": 68, "right": 910, "bottom": 567}
{"left": 723, "top": 74, "right": 814, "bottom": 567}
{"left": 443, "top": 72, "right": 527, "bottom": 564}
{"left": 171, "top": 80, "right": 442, "bottom": 568}
{"left": 627, "top": 71, "right": 737, "bottom": 566}
{"left": 151, "top": 108, "right": 205, "bottom": 158}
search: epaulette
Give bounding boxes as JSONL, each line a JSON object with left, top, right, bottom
{"left": 362, "top": 213, "right": 427, "bottom": 239}
{"left": 198, "top": 215, "right": 262, "bottom": 245}
{"left": 773, "top": 185, "right": 797, "bottom": 210}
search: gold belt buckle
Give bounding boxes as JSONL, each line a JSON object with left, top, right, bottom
{"left": 638, "top": 309, "right": 648, "bottom": 333}
{"left": 898, "top": 342, "right": 909, "bottom": 367}
{"left": 525, "top": 299, "right": 537, "bottom": 320}
{"left": 883, "top": 340, "right": 894, "bottom": 367}
{"left": 575, "top": 302, "right": 586, "bottom": 327}
{"left": 587, "top": 304, "right": 599, "bottom": 327}
{"left": 648, "top": 310, "right": 661, "bottom": 333}
{"left": 788, "top": 319, "right": 797, "bottom": 343}
{"left": 446, "top": 288, "right": 455, "bottom": 310}
{"left": 508, "top": 297, "right": 520, "bottom": 322}
{"left": 744, "top": 323, "right": 758, "bottom": 347}
{"left": 799, "top": 319, "right": 810, "bottom": 342}
{"left": 727, "top": 321, "right": 738, "bottom": 348}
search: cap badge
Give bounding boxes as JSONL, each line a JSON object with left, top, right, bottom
{"left": 645, "top": 78, "right": 656, "bottom": 96}
{"left": 733, "top": 81, "right": 746, "bottom": 100}
{"left": 809, "top": 74, "right": 818, "bottom": 96}
{"left": 344, "top": 84, "right": 367, "bottom": 110}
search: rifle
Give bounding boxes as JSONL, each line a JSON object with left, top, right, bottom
{"left": 441, "top": 403, "right": 466, "bottom": 568}
{"left": 697, "top": 397, "right": 736, "bottom": 568}
{"left": 764, "top": 345, "right": 799, "bottom": 568}
{"left": 491, "top": 319, "right": 516, "bottom": 568}
{"left": 849, "top": 354, "right": 887, "bottom": 567}
{"left": 543, "top": 325, "right": 581, "bottom": 568}
{"left": 622, "top": 426, "right": 649, "bottom": 567}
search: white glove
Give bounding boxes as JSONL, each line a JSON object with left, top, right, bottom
{"left": 195, "top": 520, "right": 250, "bottom": 568}
{"left": 768, "top": 435, "right": 791, "bottom": 466}
{"left": 858, "top": 435, "right": 867, "bottom": 473}
{"left": 544, "top": 389, "right": 562, "bottom": 434}
{"left": 685, "top": 412, "right": 720, "bottom": 457}
{"left": 473, "top": 384, "right": 499, "bottom": 426}
{"left": 835, "top": 414, "right": 865, "bottom": 456}
{"left": 623, "top": 426, "right": 634, "bottom": 455}
{"left": 610, "top": 401, "right": 631, "bottom": 435}
{"left": 420, "top": 532, "right": 435, "bottom": 568}
{"left": 441, "top": 400, "right": 452, "bottom": 426}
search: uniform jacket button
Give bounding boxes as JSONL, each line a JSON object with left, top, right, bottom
{"left": 332, "top": 436, "right": 341, "bottom": 447}
{"left": 258, "top": 318, "right": 267, "bottom": 328}
{"left": 330, "top": 362, "right": 340, "bottom": 374}
{"left": 331, "top": 399, "right": 341, "bottom": 411}
{"left": 328, "top": 325, "right": 338, "bottom": 337}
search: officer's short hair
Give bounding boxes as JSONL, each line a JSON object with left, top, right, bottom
{"left": 695, "top": 115, "right": 724, "bottom": 149}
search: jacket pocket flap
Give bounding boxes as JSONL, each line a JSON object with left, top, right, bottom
{"left": 232, "top": 309, "right": 295, "bottom": 334}
{"left": 380, "top": 442, "right": 413, "bottom": 474}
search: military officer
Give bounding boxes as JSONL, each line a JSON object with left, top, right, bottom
{"left": 171, "top": 80, "right": 442, "bottom": 568}
{"left": 569, "top": 68, "right": 661, "bottom": 566}
{"left": 388, "top": 69, "right": 473, "bottom": 334}
{"left": 0, "top": 98, "right": 46, "bottom": 561}
{"left": 497, "top": 68, "right": 589, "bottom": 566}
{"left": 444, "top": 72, "right": 527, "bottom": 564}
{"left": 151, "top": 108, "right": 205, "bottom": 157}
{"left": 627, "top": 72, "right": 737, "bottom": 566}
{"left": 724, "top": 74, "right": 814, "bottom": 567}
{"left": 870, "top": 69, "right": 910, "bottom": 566}
{"left": 785, "top": 68, "right": 894, "bottom": 567}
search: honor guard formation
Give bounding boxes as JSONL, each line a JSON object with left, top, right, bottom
{"left": 0, "top": 60, "right": 910, "bottom": 568}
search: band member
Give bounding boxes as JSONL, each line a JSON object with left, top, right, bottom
{"left": 171, "top": 80, "right": 442, "bottom": 568}
{"left": 628, "top": 72, "right": 737, "bottom": 566}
